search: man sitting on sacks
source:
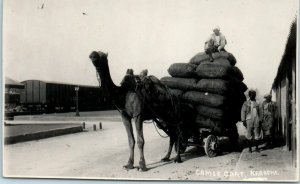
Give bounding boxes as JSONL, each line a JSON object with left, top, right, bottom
{"left": 205, "top": 26, "right": 227, "bottom": 62}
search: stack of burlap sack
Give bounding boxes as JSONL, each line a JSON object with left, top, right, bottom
{"left": 160, "top": 51, "right": 247, "bottom": 135}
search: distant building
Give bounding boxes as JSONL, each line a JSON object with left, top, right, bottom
{"left": 20, "top": 80, "right": 109, "bottom": 113}
{"left": 5, "top": 77, "right": 24, "bottom": 110}
{"left": 272, "top": 19, "right": 297, "bottom": 166}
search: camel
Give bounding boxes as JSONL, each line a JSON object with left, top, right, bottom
{"left": 89, "top": 51, "right": 194, "bottom": 171}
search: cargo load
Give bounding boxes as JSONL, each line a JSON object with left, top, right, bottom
{"left": 161, "top": 51, "right": 247, "bottom": 135}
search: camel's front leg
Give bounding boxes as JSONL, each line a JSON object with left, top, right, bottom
{"left": 161, "top": 136, "right": 175, "bottom": 162}
{"left": 135, "top": 116, "right": 147, "bottom": 171}
{"left": 121, "top": 114, "right": 135, "bottom": 170}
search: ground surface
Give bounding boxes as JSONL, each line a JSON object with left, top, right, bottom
{"left": 3, "top": 111, "right": 298, "bottom": 182}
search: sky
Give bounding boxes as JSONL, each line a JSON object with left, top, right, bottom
{"left": 3, "top": 0, "right": 298, "bottom": 96}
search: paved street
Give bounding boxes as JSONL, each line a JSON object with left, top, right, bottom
{"left": 3, "top": 116, "right": 298, "bottom": 181}
{"left": 3, "top": 120, "right": 241, "bottom": 180}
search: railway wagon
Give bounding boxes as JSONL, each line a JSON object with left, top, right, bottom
{"left": 20, "top": 80, "right": 106, "bottom": 113}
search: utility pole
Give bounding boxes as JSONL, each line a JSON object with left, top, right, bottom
{"left": 74, "top": 86, "right": 80, "bottom": 116}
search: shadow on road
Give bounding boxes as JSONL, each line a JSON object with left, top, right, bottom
{"left": 145, "top": 136, "right": 247, "bottom": 170}
{"left": 146, "top": 160, "right": 174, "bottom": 170}
{"left": 145, "top": 147, "right": 206, "bottom": 170}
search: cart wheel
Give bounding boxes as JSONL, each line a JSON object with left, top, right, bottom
{"left": 204, "top": 135, "right": 219, "bottom": 158}
{"left": 174, "top": 140, "right": 187, "bottom": 154}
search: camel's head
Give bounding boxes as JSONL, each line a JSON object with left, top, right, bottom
{"left": 89, "top": 51, "right": 108, "bottom": 68}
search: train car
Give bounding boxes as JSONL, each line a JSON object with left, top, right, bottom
{"left": 5, "top": 77, "right": 24, "bottom": 108}
{"left": 20, "top": 80, "right": 108, "bottom": 113}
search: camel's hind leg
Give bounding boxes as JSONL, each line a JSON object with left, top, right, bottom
{"left": 121, "top": 113, "right": 135, "bottom": 170}
{"left": 161, "top": 136, "right": 175, "bottom": 162}
{"left": 174, "top": 137, "right": 182, "bottom": 163}
{"left": 135, "top": 116, "right": 147, "bottom": 171}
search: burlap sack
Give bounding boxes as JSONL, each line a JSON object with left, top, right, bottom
{"left": 160, "top": 77, "right": 197, "bottom": 91}
{"left": 182, "top": 91, "right": 226, "bottom": 107}
{"left": 189, "top": 52, "right": 210, "bottom": 65}
{"left": 189, "top": 51, "right": 236, "bottom": 66}
{"left": 195, "top": 79, "right": 229, "bottom": 95}
{"left": 227, "top": 77, "right": 248, "bottom": 93}
{"left": 169, "top": 88, "right": 183, "bottom": 98}
{"left": 197, "top": 58, "right": 231, "bottom": 66}
{"left": 196, "top": 63, "right": 234, "bottom": 79}
{"left": 212, "top": 52, "right": 237, "bottom": 66}
{"left": 168, "top": 63, "right": 197, "bottom": 78}
{"left": 196, "top": 105, "right": 226, "bottom": 120}
{"left": 232, "top": 66, "right": 244, "bottom": 81}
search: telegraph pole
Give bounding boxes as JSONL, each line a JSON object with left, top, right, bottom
{"left": 74, "top": 86, "right": 80, "bottom": 116}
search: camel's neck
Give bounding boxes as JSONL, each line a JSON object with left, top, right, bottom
{"left": 95, "top": 58, "right": 120, "bottom": 99}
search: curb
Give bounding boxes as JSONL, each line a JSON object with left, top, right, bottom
{"left": 4, "top": 126, "right": 83, "bottom": 145}
{"left": 13, "top": 116, "right": 121, "bottom": 122}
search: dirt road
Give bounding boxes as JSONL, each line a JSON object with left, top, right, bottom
{"left": 3, "top": 120, "right": 242, "bottom": 181}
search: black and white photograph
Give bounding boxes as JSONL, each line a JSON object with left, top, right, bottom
{"left": 2, "top": 0, "right": 299, "bottom": 182}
